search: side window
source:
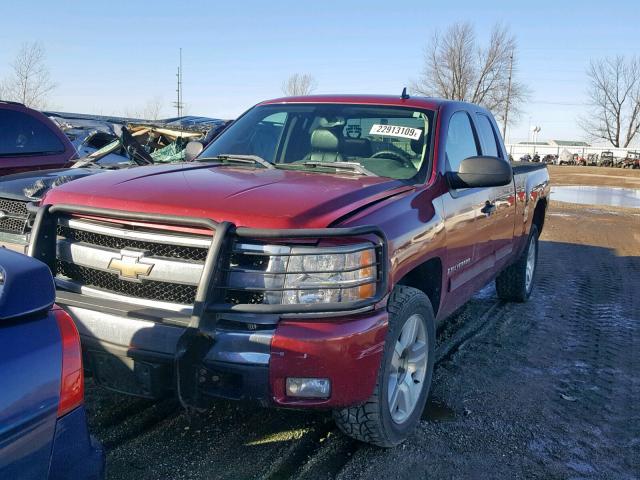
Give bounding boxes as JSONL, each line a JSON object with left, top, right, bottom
{"left": 445, "top": 111, "right": 478, "bottom": 172}
{"left": 0, "top": 110, "right": 65, "bottom": 156}
{"left": 475, "top": 114, "right": 500, "bottom": 158}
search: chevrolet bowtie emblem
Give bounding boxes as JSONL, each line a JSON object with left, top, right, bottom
{"left": 108, "top": 250, "right": 153, "bottom": 281}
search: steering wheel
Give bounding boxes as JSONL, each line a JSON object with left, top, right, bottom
{"left": 370, "top": 150, "right": 414, "bottom": 169}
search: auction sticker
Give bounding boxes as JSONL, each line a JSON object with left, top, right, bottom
{"left": 369, "top": 124, "right": 422, "bottom": 140}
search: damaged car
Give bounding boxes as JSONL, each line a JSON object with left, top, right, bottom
{"left": 0, "top": 118, "right": 231, "bottom": 251}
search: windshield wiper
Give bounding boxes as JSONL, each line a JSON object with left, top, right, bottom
{"left": 196, "top": 154, "right": 275, "bottom": 169}
{"left": 298, "top": 161, "right": 377, "bottom": 176}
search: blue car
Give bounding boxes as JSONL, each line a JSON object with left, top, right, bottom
{"left": 0, "top": 249, "right": 104, "bottom": 479}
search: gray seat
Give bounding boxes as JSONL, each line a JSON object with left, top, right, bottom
{"left": 304, "top": 128, "right": 343, "bottom": 163}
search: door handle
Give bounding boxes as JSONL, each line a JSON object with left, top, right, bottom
{"left": 481, "top": 201, "right": 496, "bottom": 216}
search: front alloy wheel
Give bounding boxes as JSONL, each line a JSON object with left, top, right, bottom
{"left": 388, "top": 314, "right": 428, "bottom": 424}
{"left": 333, "top": 286, "right": 435, "bottom": 447}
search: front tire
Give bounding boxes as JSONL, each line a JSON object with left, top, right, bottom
{"left": 333, "top": 286, "right": 435, "bottom": 447}
{"left": 496, "top": 224, "right": 539, "bottom": 302}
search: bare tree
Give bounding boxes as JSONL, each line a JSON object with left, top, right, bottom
{"left": 281, "top": 73, "right": 318, "bottom": 96}
{"left": 124, "top": 96, "right": 164, "bottom": 120}
{"left": 3, "top": 42, "right": 56, "bottom": 109}
{"left": 579, "top": 56, "right": 640, "bottom": 148}
{"left": 411, "top": 23, "right": 527, "bottom": 131}
{"left": 142, "top": 96, "right": 163, "bottom": 120}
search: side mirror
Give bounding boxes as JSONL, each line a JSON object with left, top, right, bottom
{"left": 184, "top": 141, "right": 204, "bottom": 162}
{"left": 446, "top": 156, "right": 513, "bottom": 189}
{"left": 0, "top": 249, "right": 55, "bottom": 321}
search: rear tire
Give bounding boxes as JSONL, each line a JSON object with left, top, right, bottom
{"left": 333, "top": 286, "right": 435, "bottom": 447}
{"left": 496, "top": 224, "right": 539, "bottom": 302}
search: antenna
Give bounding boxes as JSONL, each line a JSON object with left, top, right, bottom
{"left": 401, "top": 87, "right": 410, "bottom": 100}
{"left": 173, "top": 48, "right": 184, "bottom": 117}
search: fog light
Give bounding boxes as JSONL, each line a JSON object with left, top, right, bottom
{"left": 286, "top": 377, "right": 331, "bottom": 398}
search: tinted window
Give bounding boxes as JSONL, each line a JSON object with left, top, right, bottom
{"left": 475, "top": 114, "right": 500, "bottom": 157}
{"left": 0, "top": 110, "right": 65, "bottom": 157}
{"left": 445, "top": 111, "right": 478, "bottom": 172}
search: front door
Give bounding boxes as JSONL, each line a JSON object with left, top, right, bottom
{"left": 441, "top": 111, "right": 496, "bottom": 313}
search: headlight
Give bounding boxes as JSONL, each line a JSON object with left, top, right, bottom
{"left": 226, "top": 243, "right": 378, "bottom": 306}
{"left": 282, "top": 246, "right": 376, "bottom": 304}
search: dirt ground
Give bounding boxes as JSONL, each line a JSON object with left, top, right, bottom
{"left": 87, "top": 166, "right": 640, "bottom": 480}
{"left": 548, "top": 165, "right": 640, "bottom": 188}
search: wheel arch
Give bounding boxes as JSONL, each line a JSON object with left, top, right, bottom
{"left": 532, "top": 198, "right": 547, "bottom": 234}
{"left": 395, "top": 257, "right": 443, "bottom": 316}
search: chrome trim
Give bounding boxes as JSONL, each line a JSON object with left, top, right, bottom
{"left": 61, "top": 218, "right": 212, "bottom": 248}
{"left": 57, "top": 239, "right": 204, "bottom": 286}
{"left": 66, "top": 305, "right": 185, "bottom": 354}
{"left": 234, "top": 243, "right": 291, "bottom": 255}
{"left": 55, "top": 277, "right": 194, "bottom": 314}
{"left": 289, "top": 243, "right": 375, "bottom": 255}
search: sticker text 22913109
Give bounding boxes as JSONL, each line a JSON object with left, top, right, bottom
{"left": 369, "top": 124, "right": 422, "bottom": 140}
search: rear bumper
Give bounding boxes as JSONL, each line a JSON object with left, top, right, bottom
{"left": 61, "top": 299, "right": 387, "bottom": 409}
{"left": 48, "top": 406, "right": 105, "bottom": 480}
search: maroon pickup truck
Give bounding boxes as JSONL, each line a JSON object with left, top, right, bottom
{"left": 28, "top": 94, "right": 549, "bottom": 447}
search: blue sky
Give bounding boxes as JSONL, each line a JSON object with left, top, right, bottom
{"left": 1, "top": 0, "right": 638, "bottom": 143}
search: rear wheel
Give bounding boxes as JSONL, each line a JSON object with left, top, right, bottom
{"left": 333, "top": 286, "right": 435, "bottom": 447}
{"left": 496, "top": 224, "right": 539, "bottom": 302}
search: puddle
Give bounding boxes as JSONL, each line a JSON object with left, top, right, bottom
{"left": 422, "top": 400, "right": 456, "bottom": 422}
{"left": 551, "top": 185, "right": 640, "bottom": 208}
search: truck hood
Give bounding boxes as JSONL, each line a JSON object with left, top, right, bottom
{"left": 43, "top": 163, "right": 412, "bottom": 228}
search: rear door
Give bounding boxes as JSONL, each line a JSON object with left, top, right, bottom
{"left": 474, "top": 112, "right": 515, "bottom": 269}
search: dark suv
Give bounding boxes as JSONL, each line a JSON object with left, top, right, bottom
{"left": 0, "top": 101, "right": 77, "bottom": 176}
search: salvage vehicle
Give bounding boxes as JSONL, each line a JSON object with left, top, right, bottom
{"left": 621, "top": 151, "right": 640, "bottom": 169}
{"left": 599, "top": 151, "right": 615, "bottom": 167}
{"left": 0, "top": 101, "right": 77, "bottom": 175}
{"left": 0, "top": 249, "right": 104, "bottom": 479}
{"left": 28, "top": 94, "right": 549, "bottom": 447}
{"left": 558, "top": 149, "right": 575, "bottom": 165}
{"left": 0, "top": 120, "right": 230, "bottom": 252}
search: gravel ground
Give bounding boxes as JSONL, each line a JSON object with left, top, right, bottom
{"left": 86, "top": 171, "right": 640, "bottom": 480}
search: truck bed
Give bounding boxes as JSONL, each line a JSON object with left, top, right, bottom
{"left": 510, "top": 162, "right": 548, "bottom": 174}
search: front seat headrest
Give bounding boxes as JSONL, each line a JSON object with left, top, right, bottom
{"left": 310, "top": 128, "right": 340, "bottom": 151}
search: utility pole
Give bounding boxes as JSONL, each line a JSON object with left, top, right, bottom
{"left": 502, "top": 49, "right": 513, "bottom": 141}
{"left": 173, "top": 48, "right": 184, "bottom": 118}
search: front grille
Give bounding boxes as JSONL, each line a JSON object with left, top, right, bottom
{"left": 55, "top": 219, "right": 211, "bottom": 306}
{"left": 57, "top": 260, "right": 198, "bottom": 304}
{"left": 57, "top": 225, "right": 208, "bottom": 261}
{"left": 0, "top": 199, "right": 29, "bottom": 234}
{"left": 0, "top": 198, "right": 29, "bottom": 215}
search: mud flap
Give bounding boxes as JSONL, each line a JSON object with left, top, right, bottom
{"left": 175, "top": 327, "right": 215, "bottom": 410}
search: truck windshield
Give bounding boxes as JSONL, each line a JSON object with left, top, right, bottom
{"left": 200, "top": 104, "right": 434, "bottom": 180}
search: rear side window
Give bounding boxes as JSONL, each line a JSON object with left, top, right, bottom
{"left": 475, "top": 114, "right": 500, "bottom": 158}
{"left": 0, "top": 110, "right": 65, "bottom": 157}
{"left": 445, "top": 111, "right": 478, "bottom": 172}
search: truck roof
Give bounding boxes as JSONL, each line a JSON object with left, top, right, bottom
{"left": 258, "top": 94, "right": 468, "bottom": 111}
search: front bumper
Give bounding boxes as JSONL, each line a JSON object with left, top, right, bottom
{"left": 32, "top": 204, "right": 390, "bottom": 409}
{"left": 60, "top": 292, "right": 387, "bottom": 409}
